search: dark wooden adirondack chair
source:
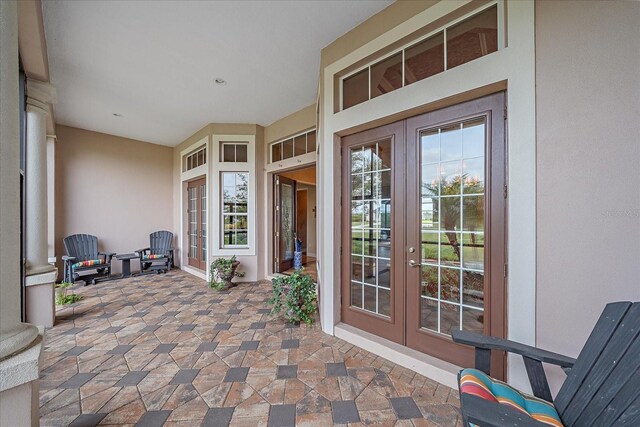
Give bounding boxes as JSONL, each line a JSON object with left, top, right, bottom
{"left": 136, "top": 231, "right": 173, "bottom": 274}
{"left": 451, "top": 301, "right": 640, "bottom": 427}
{"left": 63, "top": 234, "right": 114, "bottom": 285}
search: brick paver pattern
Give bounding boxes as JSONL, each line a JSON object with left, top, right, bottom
{"left": 39, "top": 270, "right": 461, "bottom": 426}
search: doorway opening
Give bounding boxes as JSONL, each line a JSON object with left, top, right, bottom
{"left": 273, "top": 165, "right": 317, "bottom": 282}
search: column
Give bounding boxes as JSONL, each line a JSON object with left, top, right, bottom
{"left": 24, "top": 79, "right": 57, "bottom": 327}
{"left": 0, "top": 2, "right": 44, "bottom": 426}
{"left": 47, "top": 135, "right": 56, "bottom": 265}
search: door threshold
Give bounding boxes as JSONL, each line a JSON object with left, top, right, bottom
{"left": 182, "top": 266, "right": 206, "bottom": 281}
{"left": 334, "top": 323, "right": 459, "bottom": 390}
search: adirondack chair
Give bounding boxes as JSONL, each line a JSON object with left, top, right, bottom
{"left": 136, "top": 230, "right": 173, "bottom": 274}
{"left": 62, "top": 234, "right": 114, "bottom": 285}
{"left": 451, "top": 301, "right": 640, "bottom": 427}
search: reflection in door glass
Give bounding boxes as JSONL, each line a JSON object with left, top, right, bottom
{"left": 281, "top": 183, "right": 295, "bottom": 261}
{"left": 420, "top": 118, "right": 486, "bottom": 335}
{"left": 350, "top": 140, "right": 392, "bottom": 317}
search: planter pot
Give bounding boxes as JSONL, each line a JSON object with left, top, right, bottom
{"left": 215, "top": 261, "right": 241, "bottom": 290}
{"left": 293, "top": 251, "right": 303, "bottom": 270}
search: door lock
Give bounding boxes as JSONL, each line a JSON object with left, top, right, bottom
{"left": 408, "top": 247, "right": 416, "bottom": 253}
{"left": 408, "top": 259, "right": 420, "bottom": 268}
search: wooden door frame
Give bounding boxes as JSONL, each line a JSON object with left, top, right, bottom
{"left": 404, "top": 92, "right": 507, "bottom": 378}
{"left": 296, "top": 189, "right": 308, "bottom": 255}
{"left": 274, "top": 175, "right": 297, "bottom": 272}
{"left": 186, "top": 177, "right": 207, "bottom": 271}
{"left": 340, "top": 121, "right": 406, "bottom": 345}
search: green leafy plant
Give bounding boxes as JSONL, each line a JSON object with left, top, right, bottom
{"left": 209, "top": 256, "right": 245, "bottom": 290}
{"left": 269, "top": 270, "right": 317, "bottom": 324}
{"left": 55, "top": 282, "right": 82, "bottom": 305}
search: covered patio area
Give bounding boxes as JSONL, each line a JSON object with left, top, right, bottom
{"left": 39, "top": 271, "right": 460, "bottom": 426}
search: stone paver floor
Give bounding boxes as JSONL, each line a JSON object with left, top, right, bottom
{"left": 40, "top": 270, "right": 461, "bottom": 426}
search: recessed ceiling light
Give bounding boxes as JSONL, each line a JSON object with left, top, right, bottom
{"left": 113, "top": 113, "right": 123, "bottom": 117}
{"left": 214, "top": 78, "right": 227, "bottom": 86}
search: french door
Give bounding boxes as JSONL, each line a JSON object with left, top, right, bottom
{"left": 187, "top": 177, "right": 207, "bottom": 270}
{"left": 341, "top": 93, "right": 506, "bottom": 376}
{"left": 274, "top": 175, "right": 296, "bottom": 272}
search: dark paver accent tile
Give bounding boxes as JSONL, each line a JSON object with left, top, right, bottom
{"left": 389, "top": 396, "right": 422, "bottom": 420}
{"left": 63, "top": 327, "right": 87, "bottom": 335}
{"left": 268, "top": 404, "right": 296, "bottom": 427}
{"left": 122, "top": 301, "right": 137, "bottom": 306}
{"left": 250, "top": 322, "right": 266, "bottom": 329}
{"left": 239, "top": 340, "right": 259, "bottom": 351}
{"left": 223, "top": 367, "right": 250, "bottom": 382}
{"left": 257, "top": 308, "right": 271, "bottom": 314}
{"left": 195, "top": 310, "right": 211, "bottom": 315}
{"left": 170, "top": 368, "right": 200, "bottom": 384}
{"left": 281, "top": 339, "right": 299, "bottom": 349}
{"left": 62, "top": 346, "right": 92, "bottom": 357}
{"left": 276, "top": 365, "right": 298, "bottom": 379}
{"left": 59, "top": 373, "right": 97, "bottom": 389}
{"left": 97, "top": 312, "right": 116, "bottom": 319}
{"left": 194, "top": 291, "right": 206, "bottom": 296}
{"left": 96, "top": 302, "right": 110, "bottom": 308}
{"left": 177, "top": 324, "right": 196, "bottom": 331}
{"left": 210, "top": 299, "right": 223, "bottom": 304}
{"left": 326, "top": 362, "right": 348, "bottom": 377}
{"left": 181, "top": 299, "right": 195, "bottom": 305}
{"left": 332, "top": 400, "right": 360, "bottom": 424}
{"left": 237, "top": 298, "right": 249, "bottom": 303}
{"left": 284, "top": 322, "right": 300, "bottom": 329}
{"left": 152, "top": 343, "right": 177, "bottom": 353}
{"left": 103, "top": 326, "right": 124, "bottom": 333}
{"left": 131, "top": 312, "right": 147, "bottom": 317}
{"left": 135, "top": 410, "right": 171, "bottom": 427}
{"left": 170, "top": 291, "right": 181, "bottom": 296}
{"left": 115, "top": 371, "right": 149, "bottom": 387}
{"left": 203, "top": 407, "right": 234, "bottom": 427}
{"left": 69, "top": 413, "right": 107, "bottom": 427}
{"left": 196, "top": 342, "right": 218, "bottom": 352}
{"left": 227, "top": 308, "right": 242, "bottom": 314}
{"left": 140, "top": 325, "right": 161, "bottom": 332}
{"left": 108, "top": 344, "right": 135, "bottom": 355}
{"left": 215, "top": 323, "right": 232, "bottom": 330}
{"left": 162, "top": 311, "right": 179, "bottom": 317}
{"left": 152, "top": 300, "right": 168, "bottom": 306}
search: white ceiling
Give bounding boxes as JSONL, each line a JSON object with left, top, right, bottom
{"left": 42, "top": 1, "right": 392, "bottom": 146}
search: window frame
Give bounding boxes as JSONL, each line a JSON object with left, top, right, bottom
{"left": 339, "top": 1, "right": 502, "bottom": 111}
{"left": 220, "top": 142, "right": 249, "bottom": 163}
{"left": 269, "top": 128, "right": 317, "bottom": 163}
{"left": 220, "top": 171, "right": 250, "bottom": 249}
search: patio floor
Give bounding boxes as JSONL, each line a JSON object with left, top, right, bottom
{"left": 39, "top": 270, "right": 461, "bottom": 426}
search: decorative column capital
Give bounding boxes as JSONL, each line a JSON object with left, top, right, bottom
{"left": 26, "top": 79, "right": 56, "bottom": 112}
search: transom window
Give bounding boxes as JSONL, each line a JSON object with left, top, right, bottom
{"left": 341, "top": 4, "right": 498, "bottom": 110}
{"left": 270, "top": 129, "right": 316, "bottom": 163}
{"left": 183, "top": 145, "right": 206, "bottom": 172}
{"left": 221, "top": 172, "right": 249, "bottom": 248}
{"left": 220, "top": 142, "right": 248, "bottom": 163}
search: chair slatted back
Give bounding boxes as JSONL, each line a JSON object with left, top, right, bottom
{"left": 150, "top": 230, "right": 173, "bottom": 255}
{"left": 63, "top": 234, "right": 99, "bottom": 262}
{"left": 555, "top": 302, "right": 640, "bottom": 426}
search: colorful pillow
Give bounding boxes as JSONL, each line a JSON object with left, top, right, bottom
{"left": 72, "top": 259, "right": 105, "bottom": 269}
{"left": 460, "top": 368, "right": 564, "bottom": 427}
{"left": 142, "top": 254, "right": 164, "bottom": 260}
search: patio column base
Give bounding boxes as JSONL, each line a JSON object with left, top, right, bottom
{"left": 25, "top": 268, "right": 57, "bottom": 328}
{"left": 0, "top": 326, "right": 44, "bottom": 427}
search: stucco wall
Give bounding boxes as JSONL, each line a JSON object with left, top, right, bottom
{"left": 535, "top": 0, "right": 640, "bottom": 393}
{"left": 55, "top": 125, "right": 174, "bottom": 276}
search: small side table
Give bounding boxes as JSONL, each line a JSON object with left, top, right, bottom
{"left": 115, "top": 253, "right": 139, "bottom": 278}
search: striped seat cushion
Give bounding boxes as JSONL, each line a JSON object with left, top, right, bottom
{"left": 460, "top": 368, "right": 563, "bottom": 427}
{"left": 72, "top": 259, "right": 105, "bottom": 269}
{"left": 142, "top": 254, "right": 165, "bottom": 260}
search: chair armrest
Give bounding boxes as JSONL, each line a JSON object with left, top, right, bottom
{"left": 461, "top": 394, "right": 548, "bottom": 427}
{"left": 452, "top": 330, "right": 576, "bottom": 368}
{"left": 62, "top": 256, "right": 76, "bottom": 262}
{"left": 135, "top": 248, "right": 150, "bottom": 256}
{"left": 98, "top": 252, "right": 116, "bottom": 262}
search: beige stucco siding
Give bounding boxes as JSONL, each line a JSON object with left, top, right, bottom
{"left": 535, "top": 0, "right": 640, "bottom": 393}
{"left": 55, "top": 125, "right": 174, "bottom": 276}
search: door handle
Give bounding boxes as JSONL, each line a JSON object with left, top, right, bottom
{"left": 409, "top": 260, "right": 420, "bottom": 268}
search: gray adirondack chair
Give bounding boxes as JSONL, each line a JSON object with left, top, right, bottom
{"left": 452, "top": 301, "right": 640, "bottom": 426}
{"left": 62, "top": 234, "right": 114, "bottom": 285}
{"left": 136, "top": 231, "right": 173, "bottom": 274}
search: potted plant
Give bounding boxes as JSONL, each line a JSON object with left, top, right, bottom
{"left": 209, "top": 256, "right": 245, "bottom": 290}
{"left": 268, "top": 270, "right": 317, "bottom": 324}
{"left": 55, "top": 282, "right": 82, "bottom": 305}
